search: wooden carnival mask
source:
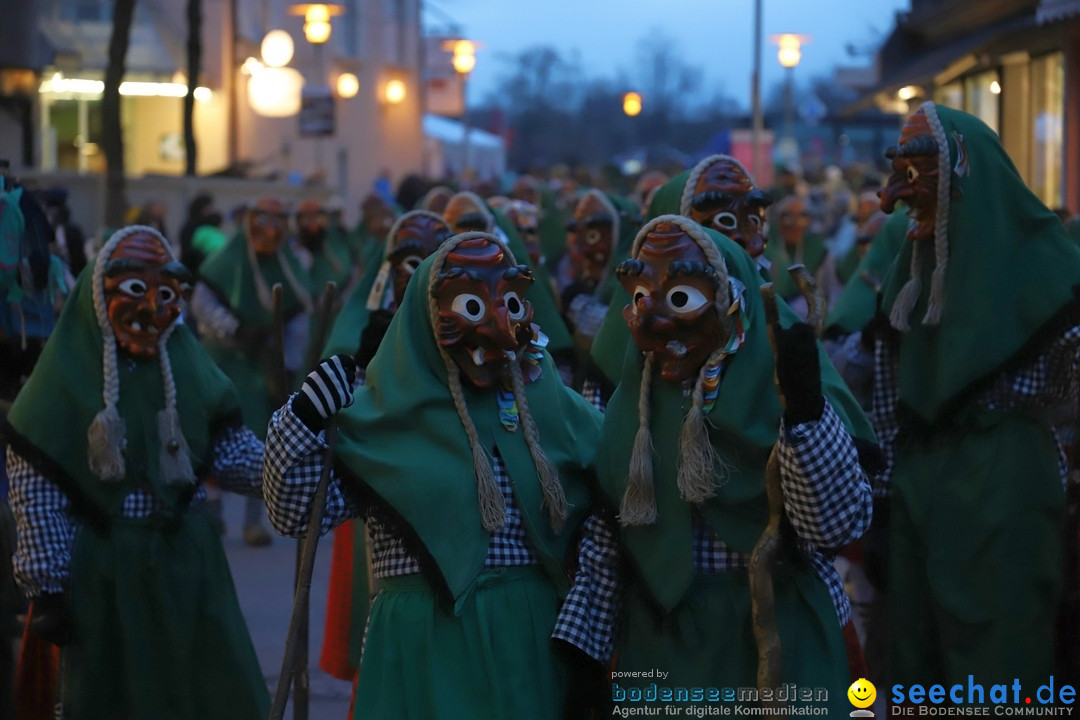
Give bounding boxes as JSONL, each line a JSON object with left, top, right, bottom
{"left": 295, "top": 199, "right": 328, "bottom": 249}
{"left": 432, "top": 236, "right": 535, "bottom": 388}
{"left": 687, "top": 158, "right": 771, "bottom": 258}
{"left": 776, "top": 196, "right": 811, "bottom": 247}
{"left": 879, "top": 108, "right": 940, "bottom": 243}
{"left": 616, "top": 221, "right": 728, "bottom": 383}
{"left": 567, "top": 191, "right": 616, "bottom": 288}
{"left": 511, "top": 176, "right": 541, "bottom": 207}
{"left": 362, "top": 194, "right": 397, "bottom": 237}
{"left": 443, "top": 193, "right": 493, "bottom": 234}
{"left": 246, "top": 198, "right": 288, "bottom": 256}
{"left": 503, "top": 200, "right": 542, "bottom": 266}
{"left": 104, "top": 230, "right": 191, "bottom": 358}
{"left": 386, "top": 213, "right": 452, "bottom": 312}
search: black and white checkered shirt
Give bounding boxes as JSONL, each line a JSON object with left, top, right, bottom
{"left": 552, "top": 397, "right": 872, "bottom": 662}
{"left": 262, "top": 397, "right": 539, "bottom": 581}
{"left": 6, "top": 425, "right": 265, "bottom": 598}
{"left": 869, "top": 324, "right": 1080, "bottom": 496}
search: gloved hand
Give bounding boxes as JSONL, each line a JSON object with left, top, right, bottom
{"left": 355, "top": 309, "right": 394, "bottom": 369}
{"left": 555, "top": 640, "right": 610, "bottom": 719}
{"left": 29, "top": 592, "right": 75, "bottom": 647}
{"left": 292, "top": 355, "right": 357, "bottom": 432}
{"left": 774, "top": 322, "right": 824, "bottom": 425}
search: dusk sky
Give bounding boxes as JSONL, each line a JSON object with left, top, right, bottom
{"left": 424, "top": 0, "right": 911, "bottom": 109}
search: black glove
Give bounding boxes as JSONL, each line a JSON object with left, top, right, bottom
{"left": 774, "top": 322, "right": 824, "bottom": 425}
{"left": 292, "top": 355, "right": 357, "bottom": 432}
{"left": 555, "top": 640, "right": 610, "bottom": 719}
{"left": 30, "top": 592, "right": 75, "bottom": 647}
{"left": 355, "top": 309, "right": 394, "bottom": 369}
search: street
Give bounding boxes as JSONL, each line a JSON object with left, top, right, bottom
{"left": 221, "top": 493, "right": 353, "bottom": 719}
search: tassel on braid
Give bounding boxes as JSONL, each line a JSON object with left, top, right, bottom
{"left": 509, "top": 361, "right": 567, "bottom": 533}
{"left": 889, "top": 240, "right": 923, "bottom": 332}
{"left": 677, "top": 349, "right": 730, "bottom": 503}
{"left": 156, "top": 322, "right": 196, "bottom": 485}
{"left": 427, "top": 232, "right": 510, "bottom": 531}
{"left": 921, "top": 101, "right": 951, "bottom": 326}
{"left": 620, "top": 353, "right": 658, "bottom": 526}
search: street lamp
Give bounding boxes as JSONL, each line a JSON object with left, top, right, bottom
{"left": 770, "top": 33, "right": 810, "bottom": 168}
{"left": 444, "top": 38, "right": 478, "bottom": 181}
{"left": 288, "top": 3, "right": 344, "bottom": 45}
{"left": 623, "top": 92, "right": 642, "bottom": 117}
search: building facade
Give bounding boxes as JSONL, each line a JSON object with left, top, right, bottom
{"left": 857, "top": 0, "right": 1080, "bottom": 213}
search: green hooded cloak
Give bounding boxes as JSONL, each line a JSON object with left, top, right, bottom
{"left": 198, "top": 232, "right": 314, "bottom": 438}
{"left": 331, "top": 237, "right": 603, "bottom": 608}
{"left": 880, "top": 103, "right": 1080, "bottom": 426}
{"left": 4, "top": 273, "right": 240, "bottom": 523}
{"left": 763, "top": 225, "right": 828, "bottom": 301}
{"left": 825, "top": 210, "right": 908, "bottom": 337}
{"left": 594, "top": 224, "right": 875, "bottom": 614}
{"left": 304, "top": 227, "right": 355, "bottom": 293}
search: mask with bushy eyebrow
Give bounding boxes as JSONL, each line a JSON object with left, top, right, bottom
{"left": 688, "top": 159, "right": 770, "bottom": 258}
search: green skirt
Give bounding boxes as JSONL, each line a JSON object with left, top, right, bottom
{"left": 65, "top": 508, "right": 270, "bottom": 720}
{"left": 354, "top": 566, "right": 566, "bottom": 719}
{"left": 617, "top": 568, "right": 850, "bottom": 715}
{"left": 889, "top": 412, "right": 1063, "bottom": 688}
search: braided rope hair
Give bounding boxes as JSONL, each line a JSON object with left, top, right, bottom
{"left": 426, "top": 230, "right": 567, "bottom": 533}
{"left": 679, "top": 154, "right": 754, "bottom": 218}
{"left": 88, "top": 225, "right": 195, "bottom": 484}
{"left": 619, "top": 214, "right": 734, "bottom": 525}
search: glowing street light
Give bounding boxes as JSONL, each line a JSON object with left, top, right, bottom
{"left": 623, "top": 91, "right": 643, "bottom": 117}
{"left": 261, "top": 30, "right": 295, "bottom": 67}
{"left": 384, "top": 78, "right": 406, "bottom": 104}
{"left": 452, "top": 40, "right": 476, "bottom": 75}
{"left": 336, "top": 72, "right": 359, "bottom": 99}
{"left": 288, "top": 4, "right": 344, "bottom": 45}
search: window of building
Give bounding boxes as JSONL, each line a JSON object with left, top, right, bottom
{"left": 963, "top": 69, "right": 1000, "bottom": 134}
{"left": 1030, "top": 52, "right": 1064, "bottom": 208}
{"left": 934, "top": 82, "right": 962, "bottom": 110}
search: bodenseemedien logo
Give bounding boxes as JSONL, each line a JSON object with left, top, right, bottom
{"left": 849, "top": 678, "right": 877, "bottom": 717}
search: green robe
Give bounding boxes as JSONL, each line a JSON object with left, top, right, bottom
{"left": 879, "top": 102, "right": 1080, "bottom": 688}
{"left": 3, "top": 272, "right": 268, "bottom": 720}
{"left": 825, "top": 210, "right": 908, "bottom": 337}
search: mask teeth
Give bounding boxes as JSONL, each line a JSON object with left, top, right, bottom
{"left": 666, "top": 340, "right": 688, "bottom": 357}
{"left": 471, "top": 347, "right": 485, "bottom": 366}
{"left": 148, "top": 325, "right": 160, "bottom": 335}
{"left": 132, "top": 321, "right": 143, "bottom": 332}
{"left": 505, "top": 349, "right": 517, "bottom": 361}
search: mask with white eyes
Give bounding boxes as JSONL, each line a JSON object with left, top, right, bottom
{"left": 432, "top": 236, "right": 536, "bottom": 388}
{"left": 385, "top": 213, "right": 452, "bottom": 312}
{"left": 568, "top": 191, "right": 616, "bottom": 287}
{"left": 103, "top": 230, "right": 192, "bottom": 359}
{"left": 616, "top": 220, "right": 730, "bottom": 383}
{"left": 686, "top": 156, "right": 771, "bottom": 258}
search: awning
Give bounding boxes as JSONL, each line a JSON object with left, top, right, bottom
{"left": 1038, "top": 0, "right": 1080, "bottom": 23}
{"left": 843, "top": 13, "right": 1036, "bottom": 115}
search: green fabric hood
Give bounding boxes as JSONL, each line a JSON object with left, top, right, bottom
{"left": 332, "top": 234, "right": 603, "bottom": 608}
{"left": 4, "top": 268, "right": 240, "bottom": 524}
{"left": 595, "top": 224, "right": 876, "bottom": 613}
{"left": 825, "top": 210, "right": 908, "bottom": 336}
{"left": 880, "top": 102, "right": 1080, "bottom": 425}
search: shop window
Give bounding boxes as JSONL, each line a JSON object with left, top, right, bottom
{"left": 1030, "top": 52, "right": 1064, "bottom": 208}
{"left": 963, "top": 69, "right": 1000, "bottom": 134}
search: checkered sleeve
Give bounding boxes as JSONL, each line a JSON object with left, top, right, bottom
{"left": 868, "top": 336, "right": 900, "bottom": 497}
{"left": 579, "top": 379, "right": 605, "bottom": 413}
{"left": 777, "top": 399, "right": 872, "bottom": 551}
{"left": 551, "top": 514, "right": 622, "bottom": 663}
{"left": 566, "top": 295, "right": 609, "bottom": 339}
{"left": 6, "top": 447, "right": 74, "bottom": 597}
{"left": 209, "top": 425, "right": 265, "bottom": 498}
{"left": 263, "top": 394, "right": 359, "bottom": 539}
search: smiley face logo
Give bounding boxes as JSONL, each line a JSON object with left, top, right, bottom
{"left": 848, "top": 678, "right": 876, "bottom": 709}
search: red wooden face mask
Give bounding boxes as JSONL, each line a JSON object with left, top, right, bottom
{"left": 386, "top": 214, "right": 451, "bottom": 312}
{"left": 433, "top": 237, "right": 535, "bottom": 388}
{"left": 687, "top": 159, "right": 770, "bottom": 258}
{"left": 104, "top": 231, "right": 191, "bottom": 358}
{"left": 879, "top": 108, "right": 940, "bottom": 243}
{"left": 617, "top": 221, "right": 727, "bottom": 383}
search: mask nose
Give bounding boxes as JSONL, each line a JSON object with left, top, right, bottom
{"left": 477, "top": 306, "right": 519, "bottom": 350}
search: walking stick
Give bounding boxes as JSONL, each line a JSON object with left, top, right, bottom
{"left": 268, "top": 282, "right": 338, "bottom": 720}
{"left": 749, "top": 265, "right": 825, "bottom": 708}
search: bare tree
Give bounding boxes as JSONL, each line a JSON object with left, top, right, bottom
{"left": 104, "top": 0, "right": 137, "bottom": 228}
{"left": 184, "top": 0, "right": 201, "bottom": 176}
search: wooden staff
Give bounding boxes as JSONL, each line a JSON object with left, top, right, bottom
{"left": 269, "top": 281, "right": 338, "bottom": 720}
{"left": 749, "top": 264, "right": 824, "bottom": 707}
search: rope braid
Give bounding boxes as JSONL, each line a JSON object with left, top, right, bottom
{"left": 509, "top": 360, "right": 567, "bottom": 532}
{"left": 922, "top": 101, "right": 951, "bottom": 326}
{"left": 427, "top": 231, "right": 511, "bottom": 531}
{"left": 890, "top": 101, "right": 951, "bottom": 331}
{"left": 620, "top": 352, "right": 658, "bottom": 525}
{"left": 156, "top": 317, "right": 196, "bottom": 485}
{"left": 620, "top": 215, "right": 736, "bottom": 521}
{"left": 679, "top": 154, "right": 753, "bottom": 217}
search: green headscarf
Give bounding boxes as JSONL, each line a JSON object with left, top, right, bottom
{"left": 332, "top": 233, "right": 603, "bottom": 608}
{"left": 536, "top": 183, "right": 569, "bottom": 274}
{"left": 322, "top": 210, "right": 447, "bottom": 359}
{"left": 198, "top": 232, "right": 314, "bottom": 328}
{"left": 880, "top": 102, "right": 1080, "bottom": 426}
{"left": 586, "top": 190, "right": 642, "bottom": 304}
{"left": 595, "top": 220, "right": 875, "bottom": 613}
{"left": 4, "top": 231, "right": 240, "bottom": 525}
{"left": 825, "top": 210, "right": 908, "bottom": 336}
{"left": 1067, "top": 216, "right": 1080, "bottom": 246}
